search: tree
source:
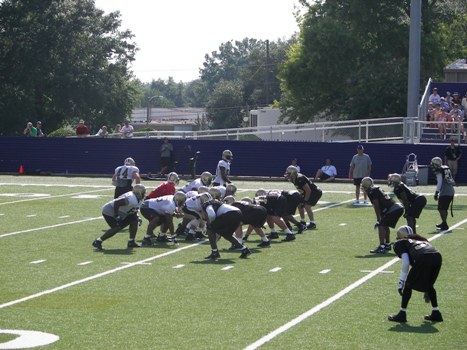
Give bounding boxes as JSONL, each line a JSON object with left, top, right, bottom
{"left": 0, "top": 0, "right": 138, "bottom": 135}
{"left": 206, "top": 80, "right": 244, "bottom": 129}
{"left": 279, "top": 0, "right": 467, "bottom": 123}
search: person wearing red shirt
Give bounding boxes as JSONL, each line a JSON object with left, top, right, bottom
{"left": 76, "top": 119, "right": 89, "bottom": 137}
{"left": 146, "top": 172, "right": 179, "bottom": 199}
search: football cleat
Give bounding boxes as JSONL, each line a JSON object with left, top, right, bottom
{"left": 267, "top": 232, "right": 279, "bottom": 239}
{"left": 307, "top": 222, "right": 317, "bottom": 230}
{"left": 142, "top": 237, "right": 153, "bottom": 246}
{"left": 296, "top": 223, "right": 306, "bottom": 234}
{"left": 282, "top": 233, "right": 296, "bottom": 242}
{"left": 385, "top": 243, "right": 392, "bottom": 251}
{"left": 92, "top": 239, "right": 104, "bottom": 251}
{"left": 388, "top": 311, "right": 407, "bottom": 323}
{"left": 257, "top": 241, "right": 270, "bottom": 248}
{"left": 205, "top": 250, "right": 220, "bottom": 260}
{"left": 370, "top": 245, "right": 387, "bottom": 254}
{"left": 156, "top": 235, "right": 171, "bottom": 243}
{"left": 185, "top": 233, "right": 194, "bottom": 241}
{"left": 194, "top": 231, "right": 207, "bottom": 239}
{"left": 424, "top": 311, "right": 443, "bottom": 322}
{"left": 239, "top": 247, "right": 251, "bottom": 259}
{"left": 127, "top": 240, "right": 141, "bottom": 248}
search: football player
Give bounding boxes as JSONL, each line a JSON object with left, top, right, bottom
{"left": 145, "top": 172, "right": 179, "bottom": 199}
{"left": 430, "top": 157, "right": 455, "bottom": 231}
{"left": 361, "top": 177, "right": 404, "bottom": 254}
{"left": 281, "top": 190, "right": 307, "bottom": 233}
{"left": 178, "top": 192, "right": 212, "bottom": 241}
{"left": 202, "top": 198, "right": 251, "bottom": 260}
{"left": 285, "top": 165, "right": 322, "bottom": 229}
{"left": 225, "top": 196, "right": 270, "bottom": 248}
{"left": 388, "top": 225, "right": 443, "bottom": 323}
{"left": 140, "top": 191, "right": 187, "bottom": 245}
{"left": 213, "top": 150, "right": 233, "bottom": 186}
{"left": 180, "top": 171, "right": 213, "bottom": 193}
{"left": 112, "top": 157, "right": 141, "bottom": 198}
{"left": 92, "top": 184, "right": 146, "bottom": 250}
{"left": 388, "top": 173, "right": 427, "bottom": 234}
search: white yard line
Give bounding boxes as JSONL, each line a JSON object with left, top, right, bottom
{"left": 243, "top": 218, "right": 467, "bottom": 350}
{"left": 0, "top": 188, "right": 111, "bottom": 206}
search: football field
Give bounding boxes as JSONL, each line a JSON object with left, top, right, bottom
{"left": 0, "top": 175, "right": 466, "bottom": 350}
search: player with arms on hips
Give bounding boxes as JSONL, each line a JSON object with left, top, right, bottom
{"left": 213, "top": 150, "right": 233, "bottom": 186}
{"left": 146, "top": 172, "right": 179, "bottom": 199}
{"left": 388, "top": 225, "right": 443, "bottom": 323}
{"left": 92, "top": 185, "right": 146, "bottom": 250}
{"left": 112, "top": 157, "right": 141, "bottom": 198}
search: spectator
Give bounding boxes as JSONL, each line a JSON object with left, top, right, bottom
{"left": 451, "top": 92, "right": 462, "bottom": 107}
{"left": 290, "top": 158, "right": 301, "bottom": 173}
{"left": 461, "top": 92, "right": 467, "bottom": 112}
{"left": 426, "top": 102, "right": 435, "bottom": 125}
{"left": 36, "top": 121, "right": 45, "bottom": 137}
{"left": 432, "top": 104, "right": 448, "bottom": 139}
{"left": 388, "top": 225, "right": 443, "bottom": 323}
{"left": 315, "top": 158, "right": 337, "bottom": 182}
{"left": 96, "top": 125, "right": 109, "bottom": 137}
{"left": 23, "top": 122, "right": 37, "bottom": 137}
{"left": 428, "top": 87, "right": 441, "bottom": 105}
{"left": 159, "top": 137, "right": 174, "bottom": 176}
{"left": 75, "top": 119, "right": 89, "bottom": 137}
{"left": 349, "top": 144, "right": 372, "bottom": 205}
{"left": 444, "top": 138, "right": 462, "bottom": 181}
{"left": 449, "top": 106, "right": 464, "bottom": 134}
{"left": 112, "top": 157, "right": 141, "bottom": 198}
{"left": 445, "top": 91, "right": 453, "bottom": 109}
{"left": 439, "top": 97, "right": 450, "bottom": 112}
{"left": 113, "top": 124, "right": 122, "bottom": 138}
{"left": 121, "top": 119, "right": 134, "bottom": 138}
{"left": 430, "top": 157, "right": 455, "bottom": 231}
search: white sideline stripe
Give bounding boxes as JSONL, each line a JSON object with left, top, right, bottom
{"left": 0, "top": 217, "right": 103, "bottom": 238}
{"left": 121, "top": 262, "right": 151, "bottom": 266}
{"left": 0, "top": 183, "right": 113, "bottom": 188}
{"left": 78, "top": 261, "right": 93, "bottom": 266}
{"left": 26, "top": 214, "right": 37, "bottom": 217}
{"left": 360, "top": 270, "right": 394, "bottom": 274}
{"left": 269, "top": 267, "right": 281, "bottom": 272}
{"left": 173, "top": 264, "right": 185, "bottom": 269}
{"left": 0, "top": 240, "right": 207, "bottom": 310}
{"left": 59, "top": 215, "right": 70, "bottom": 219}
{"left": 0, "top": 188, "right": 111, "bottom": 206}
{"left": 222, "top": 266, "right": 235, "bottom": 271}
{"left": 243, "top": 217, "right": 467, "bottom": 350}
{"left": 319, "top": 269, "right": 331, "bottom": 274}
{"left": 30, "top": 260, "right": 46, "bottom": 264}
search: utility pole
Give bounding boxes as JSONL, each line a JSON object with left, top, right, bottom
{"left": 265, "top": 39, "right": 270, "bottom": 104}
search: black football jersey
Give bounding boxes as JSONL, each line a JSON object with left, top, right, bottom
{"left": 368, "top": 186, "right": 395, "bottom": 213}
{"left": 394, "top": 239, "right": 439, "bottom": 265}
{"left": 393, "top": 183, "right": 418, "bottom": 203}
{"left": 292, "top": 174, "right": 317, "bottom": 195}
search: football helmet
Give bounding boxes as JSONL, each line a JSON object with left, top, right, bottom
{"left": 223, "top": 195, "right": 236, "bottom": 204}
{"left": 222, "top": 150, "right": 233, "bottom": 161}
{"left": 132, "top": 184, "right": 146, "bottom": 200}
{"left": 197, "top": 186, "right": 209, "bottom": 193}
{"left": 361, "top": 177, "right": 374, "bottom": 191}
{"left": 225, "top": 183, "right": 237, "bottom": 196}
{"left": 388, "top": 173, "right": 402, "bottom": 187}
{"left": 255, "top": 195, "right": 267, "bottom": 205}
{"left": 167, "top": 172, "right": 179, "bottom": 185}
{"left": 124, "top": 157, "right": 135, "bottom": 166}
{"left": 396, "top": 225, "right": 414, "bottom": 239}
{"left": 240, "top": 197, "right": 253, "bottom": 204}
{"left": 199, "top": 193, "right": 213, "bottom": 204}
{"left": 208, "top": 187, "right": 222, "bottom": 200}
{"left": 200, "top": 171, "right": 213, "bottom": 186}
{"left": 431, "top": 157, "right": 442, "bottom": 169}
{"left": 285, "top": 165, "right": 298, "bottom": 180}
{"left": 255, "top": 189, "right": 267, "bottom": 197}
{"left": 173, "top": 191, "right": 187, "bottom": 206}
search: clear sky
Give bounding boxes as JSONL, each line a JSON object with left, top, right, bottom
{"left": 94, "top": 0, "right": 302, "bottom": 83}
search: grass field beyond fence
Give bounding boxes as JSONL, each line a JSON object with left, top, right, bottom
{"left": 0, "top": 176, "right": 466, "bottom": 350}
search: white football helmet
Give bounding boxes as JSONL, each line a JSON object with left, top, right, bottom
{"left": 167, "top": 172, "right": 179, "bottom": 185}
{"left": 208, "top": 187, "right": 222, "bottom": 200}
{"left": 361, "top": 177, "right": 374, "bottom": 191}
{"left": 132, "top": 184, "right": 146, "bottom": 200}
{"left": 255, "top": 195, "right": 267, "bottom": 205}
{"left": 255, "top": 189, "right": 267, "bottom": 197}
{"left": 200, "top": 171, "right": 213, "bottom": 186}
{"left": 223, "top": 195, "right": 236, "bottom": 204}
{"left": 240, "top": 197, "right": 253, "bottom": 204}
{"left": 222, "top": 149, "right": 233, "bottom": 161}
{"left": 225, "top": 183, "right": 237, "bottom": 196}
{"left": 431, "top": 157, "right": 442, "bottom": 169}
{"left": 396, "top": 225, "right": 414, "bottom": 239}
{"left": 124, "top": 157, "right": 135, "bottom": 166}
{"left": 285, "top": 165, "right": 298, "bottom": 180}
{"left": 199, "top": 193, "right": 213, "bottom": 204}
{"left": 197, "top": 185, "right": 209, "bottom": 193}
{"left": 173, "top": 191, "right": 187, "bottom": 206}
{"left": 388, "top": 173, "right": 402, "bottom": 187}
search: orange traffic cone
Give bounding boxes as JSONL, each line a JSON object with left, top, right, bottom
{"left": 19, "top": 165, "right": 24, "bottom": 175}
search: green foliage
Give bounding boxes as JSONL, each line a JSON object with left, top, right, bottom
{"left": 206, "top": 80, "right": 244, "bottom": 129}
{"left": 47, "top": 127, "right": 76, "bottom": 138}
{"left": 0, "top": 0, "right": 138, "bottom": 135}
{"left": 279, "top": 0, "right": 467, "bottom": 122}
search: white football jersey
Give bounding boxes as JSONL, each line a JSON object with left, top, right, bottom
{"left": 185, "top": 190, "right": 199, "bottom": 198}
{"left": 102, "top": 191, "right": 141, "bottom": 218}
{"left": 181, "top": 178, "right": 203, "bottom": 193}
{"left": 141, "top": 195, "right": 176, "bottom": 215}
{"left": 214, "top": 159, "right": 230, "bottom": 186}
{"left": 114, "top": 165, "right": 139, "bottom": 187}
{"left": 184, "top": 194, "right": 204, "bottom": 215}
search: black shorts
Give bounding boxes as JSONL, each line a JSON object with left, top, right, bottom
{"left": 140, "top": 208, "right": 168, "bottom": 224}
{"left": 353, "top": 178, "right": 363, "bottom": 186}
{"left": 114, "top": 186, "right": 132, "bottom": 199}
{"left": 103, "top": 213, "right": 137, "bottom": 229}
{"left": 304, "top": 188, "right": 322, "bottom": 207}
{"left": 209, "top": 211, "right": 242, "bottom": 237}
{"left": 438, "top": 195, "right": 454, "bottom": 211}
{"left": 284, "top": 192, "right": 302, "bottom": 216}
{"left": 319, "top": 173, "right": 332, "bottom": 181}
{"left": 182, "top": 206, "right": 201, "bottom": 220}
{"left": 161, "top": 157, "right": 171, "bottom": 167}
{"left": 406, "top": 253, "right": 442, "bottom": 292}
{"left": 406, "top": 195, "right": 427, "bottom": 218}
{"left": 266, "top": 195, "right": 288, "bottom": 217}
{"left": 242, "top": 206, "right": 267, "bottom": 227}
{"left": 380, "top": 205, "right": 404, "bottom": 228}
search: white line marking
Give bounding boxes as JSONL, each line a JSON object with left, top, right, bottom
{"left": 222, "top": 266, "right": 234, "bottom": 271}
{"left": 319, "top": 269, "right": 331, "bottom": 274}
{"left": 173, "top": 264, "right": 185, "bottom": 269}
{"left": 339, "top": 223, "right": 347, "bottom": 226}
{"left": 243, "top": 218, "right": 467, "bottom": 350}
{"left": 78, "top": 261, "right": 93, "bottom": 266}
{"left": 30, "top": 260, "right": 46, "bottom": 264}
{"left": 0, "top": 183, "right": 113, "bottom": 188}
{"left": 0, "top": 188, "right": 111, "bottom": 206}
{"left": 269, "top": 267, "right": 282, "bottom": 272}
{"left": 0, "top": 241, "right": 207, "bottom": 310}
{"left": 0, "top": 217, "right": 102, "bottom": 238}
{"left": 360, "top": 270, "right": 394, "bottom": 274}
{"left": 121, "top": 262, "right": 152, "bottom": 266}
{"left": 58, "top": 215, "right": 70, "bottom": 219}
{"left": 26, "top": 214, "right": 37, "bottom": 217}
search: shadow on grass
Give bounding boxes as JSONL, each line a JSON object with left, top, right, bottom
{"left": 99, "top": 248, "right": 135, "bottom": 255}
{"left": 388, "top": 321, "right": 439, "bottom": 333}
{"left": 190, "top": 258, "right": 237, "bottom": 265}
{"left": 355, "top": 253, "right": 396, "bottom": 259}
